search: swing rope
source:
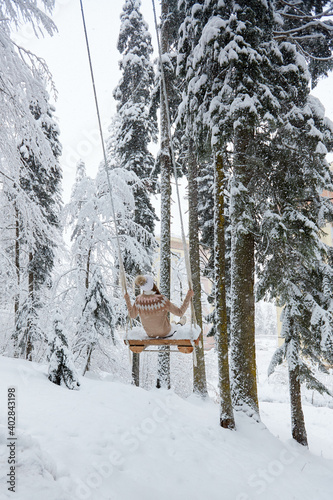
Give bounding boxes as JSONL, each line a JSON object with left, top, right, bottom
{"left": 79, "top": 0, "right": 127, "bottom": 296}
{"left": 151, "top": 0, "right": 197, "bottom": 334}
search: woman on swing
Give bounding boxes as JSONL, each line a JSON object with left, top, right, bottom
{"left": 124, "top": 275, "right": 194, "bottom": 338}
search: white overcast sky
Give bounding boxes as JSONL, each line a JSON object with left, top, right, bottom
{"left": 14, "top": 0, "right": 333, "bottom": 207}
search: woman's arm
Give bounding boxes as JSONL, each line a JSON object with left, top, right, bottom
{"left": 166, "top": 290, "right": 194, "bottom": 317}
{"left": 124, "top": 293, "right": 139, "bottom": 319}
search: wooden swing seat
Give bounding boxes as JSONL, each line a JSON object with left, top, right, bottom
{"left": 125, "top": 337, "right": 200, "bottom": 354}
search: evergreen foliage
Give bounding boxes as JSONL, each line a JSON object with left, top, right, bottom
{"left": 178, "top": 0, "right": 333, "bottom": 427}
{"left": 12, "top": 90, "right": 62, "bottom": 360}
{"left": 75, "top": 269, "right": 115, "bottom": 376}
{"left": 274, "top": 0, "right": 333, "bottom": 86}
{"left": 19, "top": 97, "right": 62, "bottom": 291}
{"left": 0, "top": 0, "right": 60, "bottom": 360}
{"left": 112, "top": 0, "right": 158, "bottom": 276}
{"left": 256, "top": 44, "right": 333, "bottom": 417}
{"left": 48, "top": 310, "right": 80, "bottom": 390}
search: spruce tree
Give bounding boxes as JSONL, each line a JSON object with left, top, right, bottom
{"left": 178, "top": 0, "right": 265, "bottom": 416}
{"left": 14, "top": 93, "right": 62, "bottom": 360}
{"left": 0, "top": 1, "right": 58, "bottom": 359}
{"left": 110, "top": 1, "right": 159, "bottom": 382}
{"left": 104, "top": 118, "right": 156, "bottom": 282}
{"left": 274, "top": 0, "right": 333, "bottom": 86}
{"left": 178, "top": 0, "right": 333, "bottom": 428}
{"left": 21, "top": 98, "right": 62, "bottom": 290}
{"left": 113, "top": 0, "right": 158, "bottom": 276}
{"left": 75, "top": 269, "right": 115, "bottom": 376}
{"left": 256, "top": 59, "right": 333, "bottom": 444}
{"left": 48, "top": 310, "right": 80, "bottom": 390}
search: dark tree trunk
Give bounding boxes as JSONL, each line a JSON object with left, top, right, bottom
{"left": 86, "top": 247, "right": 91, "bottom": 291}
{"left": 13, "top": 208, "right": 20, "bottom": 357}
{"left": 26, "top": 252, "right": 34, "bottom": 361}
{"left": 83, "top": 345, "right": 93, "bottom": 376}
{"left": 188, "top": 139, "right": 208, "bottom": 398}
{"left": 230, "top": 130, "right": 259, "bottom": 416}
{"left": 289, "top": 363, "right": 308, "bottom": 446}
{"left": 215, "top": 153, "right": 235, "bottom": 428}
{"left": 132, "top": 352, "right": 140, "bottom": 387}
{"left": 157, "top": 0, "right": 171, "bottom": 390}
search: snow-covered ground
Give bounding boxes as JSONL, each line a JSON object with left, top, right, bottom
{"left": 1, "top": 337, "right": 333, "bottom": 500}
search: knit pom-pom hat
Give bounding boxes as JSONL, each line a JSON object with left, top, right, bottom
{"left": 135, "top": 275, "right": 154, "bottom": 292}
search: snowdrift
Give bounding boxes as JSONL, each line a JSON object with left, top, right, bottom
{"left": 0, "top": 354, "right": 333, "bottom": 500}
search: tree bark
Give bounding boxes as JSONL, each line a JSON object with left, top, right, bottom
{"left": 83, "top": 345, "right": 93, "bottom": 376}
{"left": 157, "top": 0, "right": 171, "bottom": 390}
{"left": 230, "top": 130, "right": 259, "bottom": 416}
{"left": 13, "top": 207, "right": 20, "bottom": 357}
{"left": 287, "top": 332, "right": 308, "bottom": 446}
{"left": 26, "top": 251, "right": 34, "bottom": 361}
{"left": 188, "top": 139, "right": 208, "bottom": 398}
{"left": 289, "top": 363, "right": 308, "bottom": 446}
{"left": 86, "top": 247, "right": 91, "bottom": 291}
{"left": 215, "top": 153, "right": 235, "bottom": 428}
{"left": 132, "top": 352, "right": 140, "bottom": 387}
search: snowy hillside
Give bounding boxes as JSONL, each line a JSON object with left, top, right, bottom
{"left": 0, "top": 339, "right": 333, "bottom": 500}
{"left": 1, "top": 337, "right": 333, "bottom": 500}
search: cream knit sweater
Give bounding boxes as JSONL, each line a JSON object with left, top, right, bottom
{"left": 124, "top": 290, "right": 193, "bottom": 338}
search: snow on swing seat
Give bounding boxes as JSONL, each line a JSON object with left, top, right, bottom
{"left": 124, "top": 324, "right": 201, "bottom": 354}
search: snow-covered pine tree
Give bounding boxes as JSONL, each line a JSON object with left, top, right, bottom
{"left": 66, "top": 158, "right": 143, "bottom": 375}
{"left": 66, "top": 158, "right": 130, "bottom": 304}
{"left": 0, "top": 1, "right": 58, "bottom": 359}
{"left": 75, "top": 268, "right": 115, "bottom": 376}
{"left": 256, "top": 52, "right": 333, "bottom": 444}
{"left": 113, "top": 0, "right": 158, "bottom": 277}
{"left": 66, "top": 160, "right": 97, "bottom": 295}
{"left": 0, "top": 0, "right": 57, "bottom": 192}
{"left": 179, "top": 0, "right": 271, "bottom": 417}
{"left": 154, "top": 0, "right": 196, "bottom": 390}
{"left": 274, "top": 0, "right": 333, "bottom": 86}
{"left": 66, "top": 162, "right": 109, "bottom": 368}
{"left": 48, "top": 309, "right": 80, "bottom": 390}
{"left": 23, "top": 97, "right": 62, "bottom": 287}
{"left": 14, "top": 94, "right": 62, "bottom": 360}
{"left": 65, "top": 161, "right": 107, "bottom": 369}
{"left": 189, "top": 0, "right": 333, "bottom": 423}
{"left": 104, "top": 117, "right": 156, "bottom": 285}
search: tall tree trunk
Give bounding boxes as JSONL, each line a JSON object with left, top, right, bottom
{"left": 132, "top": 353, "right": 140, "bottom": 387}
{"left": 188, "top": 139, "right": 208, "bottom": 397}
{"left": 13, "top": 207, "right": 20, "bottom": 357}
{"left": 157, "top": 0, "right": 171, "bottom": 389}
{"left": 132, "top": 282, "right": 140, "bottom": 387}
{"left": 289, "top": 363, "right": 308, "bottom": 446}
{"left": 230, "top": 130, "right": 259, "bottom": 416}
{"left": 83, "top": 345, "right": 93, "bottom": 376}
{"left": 215, "top": 153, "right": 235, "bottom": 428}
{"left": 26, "top": 251, "right": 34, "bottom": 361}
{"left": 86, "top": 247, "right": 91, "bottom": 291}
